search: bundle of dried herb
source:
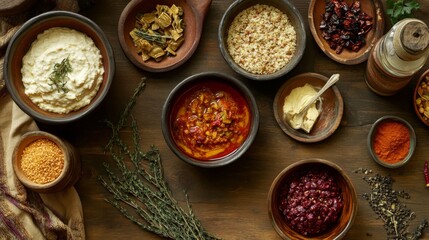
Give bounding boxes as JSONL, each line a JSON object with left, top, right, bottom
{"left": 355, "top": 168, "right": 428, "bottom": 239}
{"left": 99, "top": 78, "right": 219, "bottom": 240}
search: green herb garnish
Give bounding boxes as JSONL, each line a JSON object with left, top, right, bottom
{"left": 99, "top": 78, "right": 220, "bottom": 240}
{"left": 49, "top": 57, "right": 72, "bottom": 93}
{"left": 386, "top": 0, "right": 420, "bottom": 24}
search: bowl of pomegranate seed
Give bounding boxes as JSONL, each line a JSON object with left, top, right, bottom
{"left": 308, "top": 0, "right": 385, "bottom": 65}
{"left": 268, "top": 159, "right": 357, "bottom": 239}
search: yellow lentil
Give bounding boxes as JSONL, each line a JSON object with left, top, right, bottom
{"left": 20, "top": 138, "right": 64, "bottom": 184}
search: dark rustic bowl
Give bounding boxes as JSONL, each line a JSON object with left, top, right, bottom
{"left": 118, "top": 0, "right": 211, "bottom": 72}
{"left": 273, "top": 72, "right": 343, "bottom": 142}
{"left": 4, "top": 11, "right": 114, "bottom": 124}
{"left": 308, "top": 0, "right": 385, "bottom": 65}
{"left": 268, "top": 159, "right": 357, "bottom": 240}
{"left": 12, "top": 131, "right": 81, "bottom": 193}
{"left": 413, "top": 69, "right": 429, "bottom": 127}
{"left": 218, "top": 0, "right": 306, "bottom": 81}
{"left": 161, "top": 72, "right": 259, "bottom": 167}
{"left": 368, "top": 116, "right": 416, "bottom": 168}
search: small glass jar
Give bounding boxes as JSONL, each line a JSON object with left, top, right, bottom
{"left": 365, "top": 18, "right": 429, "bottom": 96}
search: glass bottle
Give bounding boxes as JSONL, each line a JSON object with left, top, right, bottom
{"left": 365, "top": 18, "right": 429, "bottom": 96}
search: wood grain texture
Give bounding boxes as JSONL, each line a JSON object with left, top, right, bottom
{"left": 38, "top": 0, "right": 429, "bottom": 239}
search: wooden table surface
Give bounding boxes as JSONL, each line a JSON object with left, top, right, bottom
{"left": 40, "top": 0, "right": 429, "bottom": 239}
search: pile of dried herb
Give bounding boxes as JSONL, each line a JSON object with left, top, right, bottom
{"left": 98, "top": 78, "right": 219, "bottom": 240}
{"left": 355, "top": 168, "right": 428, "bottom": 239}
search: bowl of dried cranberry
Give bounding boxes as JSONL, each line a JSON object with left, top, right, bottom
{"left": 268, "top": 159, "right": 357, "bottom": 239}
{"left": 308, "top": 0, "right": 385, "bottom": 65}
{"left": 161, "top": 72, "right": 260, "bottom": 167}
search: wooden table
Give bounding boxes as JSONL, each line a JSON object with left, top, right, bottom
{"left": 40, "top": 0, "right": 429, "bottom": 239}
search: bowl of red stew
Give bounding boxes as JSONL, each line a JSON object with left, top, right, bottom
{"left": 268, "top": 159, "right": 357, "bottom": 239}
{"left": 162, "top": 72, "right": 259, "bottom": 167}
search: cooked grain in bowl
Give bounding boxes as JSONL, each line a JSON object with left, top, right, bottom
{"left": 226, "top": 4, "right": 297, "bottom": 75}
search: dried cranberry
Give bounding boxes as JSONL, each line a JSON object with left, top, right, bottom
{"left": 319, "top": 0, "right": 373, "bottom": 54}
{"left": 278, "top": 169, "right": 344, "bottom": 236}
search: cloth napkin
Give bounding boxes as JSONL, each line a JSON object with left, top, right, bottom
{"left": 0, "top": 1, "right": 85, "bottom": 239}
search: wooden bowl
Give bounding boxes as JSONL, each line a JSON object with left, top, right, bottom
{"left": 118, "top": 0, "right": 211, "bottom": 72}
{"left": 308, "top": 0, "right": 385, "bottom": 65}
{"left": 367, "top": 116, "right": 416, "bottom": 168}
{"left": 273, "top": 72, "right": 344, "bottom": 142}
{"left": 161, "top": 72, "right": 260, "bottom": 167}
{"left": 4, "top": 11, "right": 114, "bottom": 124}
{"left": 413, "top": 69, "right": 429, "bottom": 127}
{"left": 268, "top": 159, "right": 358, "bottom": 239}
{"left": 218, "top": 0, "right": 306, "bottom": 81}
{"left": 12, "top": 131, "right": 81, "bottom": 193}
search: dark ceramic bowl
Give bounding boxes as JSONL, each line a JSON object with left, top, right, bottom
{"left": 218, "top": 0, "right": 306, "bottom": 81}
{"left": 161, "top": 72, "right": 259, "bottom": 167}
{"left": 368, "top": 116, "right": 416, "bottom": 168}
{"left": 268, "top": 159, "right": 357, "bottom": 240}
{"left": 12, "top": 131, "right": 81, "bottom": 193}
{"left": 4, "top": 11, "right": 114, "bottom": 124}
{"left": 118, "top": 0, "right": 211, "bottom": 72}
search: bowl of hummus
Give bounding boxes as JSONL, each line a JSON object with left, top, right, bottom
{"left": 4, "top": 11, "right": 114, "bottom": 124}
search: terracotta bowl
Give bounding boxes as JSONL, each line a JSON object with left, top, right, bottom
{"left": 12, "top": 131, "right": 81, "bottom": 193}
{"left": 161, "top": 72, "right": 260, "bottom": 167}
{"left": 273, "top": 72, "right": 344, "bottom": 142}
{"left": 367, "top": 116, "right": 416, "bottom": 168}
{"left": 4, "top": 11, "right": 114, "bottom": 124}
{"left": 413, "top": 69, "right": 429, "bottom": 127}
{"left": 268, "top": 159, "right": 357, "bottom": 240}
{"left": 218, "top": 0, "right": 306, "bottom": 81}
{"left": 308, "top": 0, "right": 385, "bottom": 65}
{"left": 118, "top": 0, "right": 211, "bottom": 72}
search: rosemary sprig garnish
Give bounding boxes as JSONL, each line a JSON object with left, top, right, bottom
{"left": 99, "top": 77, "right": 219, "bottom": 240}
{"left": 134, "top": 29, "right": 171, "bottom": 45}
{"left": 49, "top": 57, "right": 72, "bottom": 93}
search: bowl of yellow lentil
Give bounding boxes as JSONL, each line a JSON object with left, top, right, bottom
{"left": 12, "top": 131, "right": 81, "bottom": 193}
{"left": 414, "top": 69, "right": 429, "bottom": 127}
{"left": 218, "top": 0, "right": 306, "bottom": 81}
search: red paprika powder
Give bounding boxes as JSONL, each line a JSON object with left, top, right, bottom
{"left": 373, "top": 121, "right": 410, "bottom": 164}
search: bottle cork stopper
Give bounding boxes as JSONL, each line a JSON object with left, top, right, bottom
{"left": 393, "top": 19, "right": 429, "bottom": 61}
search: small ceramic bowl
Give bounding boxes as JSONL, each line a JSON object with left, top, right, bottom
{"left": 268, "top": 159, "right": 357, "bottom": 240}
{"left": 413, "top": 69, "right": 429, "bottom": 127}
{"left": 118, "top": 0, "right": 211, "bottom": 72}
{"left": 218, "top": 0, "right": 306, "bottom": 81}
{"left": 368, "top": 116, "right": 416, "bottom": 168}
{"left": 12, "top": 131, "right": 81, "bottom": 193}
{"left": 273, "top": 72, "right": 344, "bottom": 142}
{"left": 161, "top": 72, "right": 259, "bottom": 167}
{"left": 4, "top": 11, "right": 114, "bottom": 124}
{"left": 308, "top": 0, "right": 384, "bottom": 65}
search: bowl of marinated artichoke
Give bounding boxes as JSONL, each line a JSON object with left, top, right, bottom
{"left": 118, "top": 0, "right": 210, "bottom": 72}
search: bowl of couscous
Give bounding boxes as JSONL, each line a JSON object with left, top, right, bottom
{"left": 12, "top": 131, "right": 81, "bottom": 193}
{"left": 218, "top": 0, "right": 306, "bottom": 81}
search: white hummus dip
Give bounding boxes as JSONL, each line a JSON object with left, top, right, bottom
{"left": 21, "top": 27, "right": 104, "bottom": 114}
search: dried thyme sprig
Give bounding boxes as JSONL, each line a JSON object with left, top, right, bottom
{"left": 354, "top": 168, "right": 428, "bottom": 239}
{"left": 99, "top": 77, "right": 219, "bottom": 240}
{"left": 49, "top": 57, "right": 72, "bottom": 93}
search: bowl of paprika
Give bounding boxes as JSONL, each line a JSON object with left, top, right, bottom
{"left": 368, "top": 116, "right": 416, "bottom": 168}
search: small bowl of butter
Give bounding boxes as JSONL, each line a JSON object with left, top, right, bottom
{"left": 273, "top": 72, "right": 344, "bottom": 142}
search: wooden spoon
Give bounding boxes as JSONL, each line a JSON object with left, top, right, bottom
{"left": 118, "top": 0, "right": 212, "bottom": 72}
